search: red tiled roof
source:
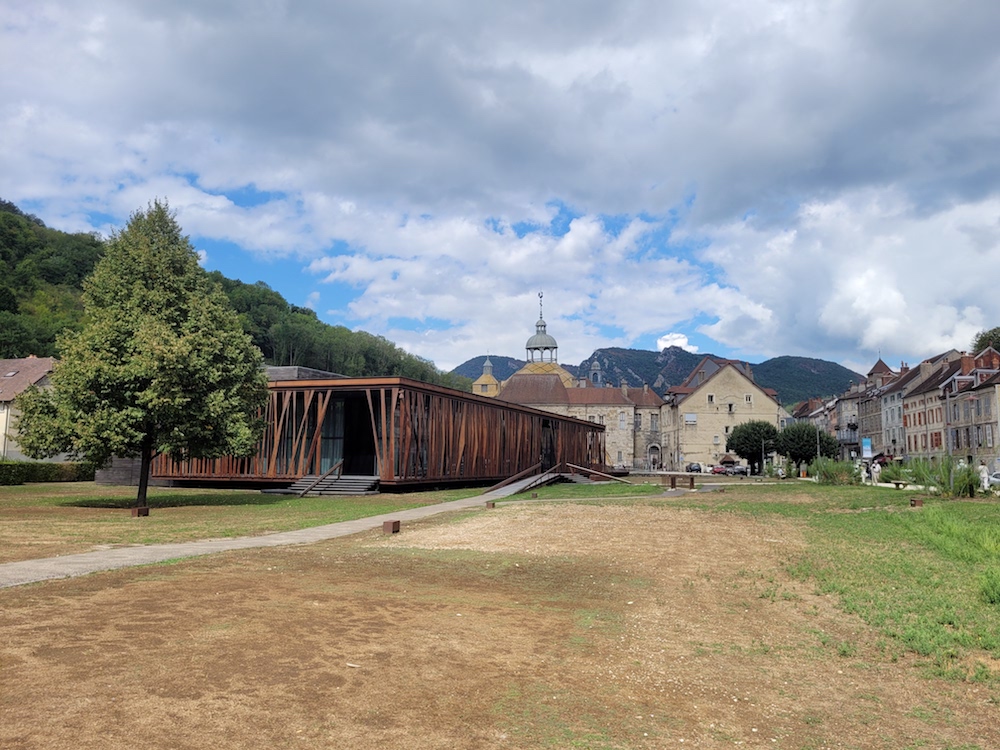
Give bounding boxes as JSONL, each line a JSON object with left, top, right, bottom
{"left": 497, "top": 374, "right": 569, "bottom": 405}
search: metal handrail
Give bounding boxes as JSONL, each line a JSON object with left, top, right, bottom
{"left": 297, "top": 459, "right": 345, "bottom": 497}
{"left": 484, "top": 462, "right": 542, "bottom": 494}
{"left": 565, "top": 462, "right": 632, "bottom": 484}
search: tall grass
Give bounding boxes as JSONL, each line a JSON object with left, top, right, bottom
{"left": 810, "top": 457, "right": 860, "bottom": 485}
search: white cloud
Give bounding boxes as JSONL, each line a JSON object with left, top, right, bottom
{"left": 656, "top": 334, "right": 699, "bottom": 353}
{"left": 3, "top": 1, "right": 1000, "bottom": 373}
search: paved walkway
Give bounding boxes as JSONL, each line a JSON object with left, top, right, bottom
{"left": 0, "top": 493, "right": 500, "bottom": 590}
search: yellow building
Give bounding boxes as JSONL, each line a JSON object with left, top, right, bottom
{"left": 663, "top": 356, "right": 788, "bottom": 470}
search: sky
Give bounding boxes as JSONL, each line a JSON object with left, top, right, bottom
{"left": 3, "top": 1, "right": 1000, "bottom": 375}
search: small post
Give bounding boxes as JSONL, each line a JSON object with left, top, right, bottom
{"left": 909, "top": 497, "right": 923, "bottom": 508}
{"left": 485, "top": 500, "right": 495, "bottom": 509}
{"left": 131, "top": 507, "right": 150, "bottom": 517}
{"left": 383, "top": 520, "right": 400, "bottom": 534}
{"left": 688, "top": 476, "right": 695, "bottom": 490}
{"left": 670, "top": 476, "right": 677, "bottom": 489}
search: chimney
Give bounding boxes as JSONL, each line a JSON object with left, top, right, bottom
{"left": 643, "top": 383, "right": 649, "bottom": 394}
{"left": 621, "top": 380, "right": 628, "bottom": 397}
{"left": 960, "top": 354, "right": 975, "bottom": 374}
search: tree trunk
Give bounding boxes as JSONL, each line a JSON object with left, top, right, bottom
{"left": 135, "top": 437, "right": 153, "bottom": 508}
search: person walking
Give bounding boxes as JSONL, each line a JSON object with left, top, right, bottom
{"left": 979, "top": 461, "right": 990, "bottom": 492}
{"left": 870, "top": 460, "right": 882, "bottom": 485}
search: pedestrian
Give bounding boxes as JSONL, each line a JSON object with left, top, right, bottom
{"left": 870, "top": 461, "right": 882, "bottom": 484}
{"left": 979, "top": 461, "right": 990, "bottom": 492}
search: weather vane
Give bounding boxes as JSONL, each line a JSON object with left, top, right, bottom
{"left": 538, "top": 291, "right": 543, "bottom": 320}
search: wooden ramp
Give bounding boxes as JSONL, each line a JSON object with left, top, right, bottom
{"left": 480, "top": 470, "right": 597, "bottom": 500}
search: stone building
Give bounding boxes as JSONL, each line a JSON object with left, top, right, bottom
{"left": 662, "top": 356, "right": 788, "bottom": 470}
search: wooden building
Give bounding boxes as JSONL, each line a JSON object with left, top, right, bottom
{"left": 151, "top": 374, "right": 606, "bottom": 490}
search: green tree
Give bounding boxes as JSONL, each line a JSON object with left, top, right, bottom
{"left": 777, "top": 421, "right": 839, "bottom": 465}
{"left": 971, "top": 327, "right": 1000, "bottom": 354}
{"left": 14, "top": 201, "right": 268, "bottom": 508}
{"left": 726, "top": 420, "right": 780, "bottom": 475}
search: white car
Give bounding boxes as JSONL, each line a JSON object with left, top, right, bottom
{"left": 988, "top": 472, "right": 1000, "bottom": 487}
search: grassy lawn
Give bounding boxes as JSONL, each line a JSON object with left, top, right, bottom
{"left": 3, "top": 477, "right": 1000, "bottom": 682}
{"left": 577, "top": 480, "right": 1000, "bottom": 681}
{"left": 0, "top": 481, "right": 481, "bottom": 562}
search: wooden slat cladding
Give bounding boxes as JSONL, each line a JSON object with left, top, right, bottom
{"left": 153, "top": 377, "right": 605, "bottom": 487}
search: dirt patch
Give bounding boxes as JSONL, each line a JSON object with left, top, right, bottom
{"left": 1, "top": 502, "right": 996, "bottom": 749}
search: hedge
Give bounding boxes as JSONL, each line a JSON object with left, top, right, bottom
{"left": 0, "top": 461, "right": 97, "bottom": 485}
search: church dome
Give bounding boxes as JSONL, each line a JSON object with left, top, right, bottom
{"left": 526, "top": 319, "right": 558, "bottom": 350}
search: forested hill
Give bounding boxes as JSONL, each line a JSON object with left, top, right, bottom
{"left": 452, "top": 347, "right": 863, "bottom": 406}
{"left": 0, "top": 199, "right": 470, "bottom": 390}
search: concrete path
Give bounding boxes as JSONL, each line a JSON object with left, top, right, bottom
{"left": 0, "top": 493, "right": 498, "bottom": 590}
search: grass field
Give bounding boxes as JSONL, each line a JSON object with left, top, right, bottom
{"left": 0, "top": 482, "right": 481, "bottom": 563}
{"left": 2, "top": 479, "right": 999, "bottom": 748}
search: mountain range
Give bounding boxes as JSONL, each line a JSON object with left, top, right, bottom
{"left": 451, "top": 348, "right": 864, "bottom": 407}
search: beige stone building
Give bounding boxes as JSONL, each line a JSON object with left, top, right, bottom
{"left": 662, "top": 356, "right": 788, "bottom": 470}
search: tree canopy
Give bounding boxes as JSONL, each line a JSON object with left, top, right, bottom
{"left": 971, "top": 327, "right": 1000, "bottom": 355}
{"left": 15, "top": 201, "right": 269, "bottom": 507}
{"left": 0, "top": 198, "right": 469, "bottom": 387}
{"left": 725, "top": 420, "right": 780, "bottom": 475}
{"left": 777, "top": 421, "right": 839, "bottom": 465}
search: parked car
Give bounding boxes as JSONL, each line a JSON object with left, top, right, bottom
{"left": 685, "top": 462, "right": 702, "bottom": 473}
{"left": 726, "top": 465, "right": 749, "bottom": 476}
{"left": 711, "top": 465, "right": 727, "bottom": 474}
{"left": 989, "top": 472, "right": 1000, "bottom": 487}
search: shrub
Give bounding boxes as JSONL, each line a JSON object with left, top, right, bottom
{"left": 811, "top": 457, "right": 860, "bottom": 485}
{"left": 0, "top": 461, "right": 30, "bottom": 485}
{"left": 0, "top": 460, "right": 95, "bottom": 485}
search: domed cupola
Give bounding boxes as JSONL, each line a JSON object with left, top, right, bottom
{"left": 525, "top": 292, "right": 558, "bottom": 363}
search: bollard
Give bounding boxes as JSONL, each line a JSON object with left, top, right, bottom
{"left": 688, "top": 476, "right": 695, "bottom": 490}
{"left": 383, "top": 520, "right": 400, "bottom": 534}
{"left": 670, "top": 476, "right": 677, "bottom": 489}
{"left": 485, "top": 500, "right": 495, "bottom": 509}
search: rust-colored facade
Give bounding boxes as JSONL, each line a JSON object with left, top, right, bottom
{"left": 152, "top": 377, "right": 606, "bottom": 488}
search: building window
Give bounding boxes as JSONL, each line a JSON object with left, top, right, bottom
{"left": 650, "top": 414, "right": 659, "bottom": 432}
{"left": 684, "top": 413, "right": 697, "bottom": 425}
{"left": 988, "top": 425, "right": 994, "bottom": 448}
{"left": 599, "top": 415, "right": 605, "bottom": 425}
{"left": 707, "top": 394, "right": 715, "bottom": 404}
{"left": 727, "top": 403, "right": 735, "bottom": 413}
{"left": 617, "top": 450, "right": 623, "bottom": 463}
{"left": 619, "top": 412, "right": 626, "bottom": 430}
{"left": 713, "top": 435, "right": 720, "bottom": 445}
{"left": 745, "top": 394, "right": 752, "bottom": 404}
{"left": 588, "top": 415, "right": 595, "bottom": 423}
{"left": 724, "top": 425, "right": 730, "bottom": 433}
{"left": 634, "top": 414, "right": 642, "bottom": 431}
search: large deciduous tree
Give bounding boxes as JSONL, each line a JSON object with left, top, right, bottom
{"left": 777, "top": 421, "right": 839, "bottom": 466}
{"left": 726, "top": 420, "right": 781, "bottom": 475}
{"left": 15, "top": 201, "right": 268, "bottom": 508}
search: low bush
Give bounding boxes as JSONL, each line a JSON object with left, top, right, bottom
{"left": 0, "top": 460, "right": 95, "bottom": 485}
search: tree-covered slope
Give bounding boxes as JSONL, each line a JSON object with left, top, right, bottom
{"left": 0, "top": 199, "right": 470, "bottom": 390}
{"left": 751, "top": 355, "right": 862, "bottom": 405}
